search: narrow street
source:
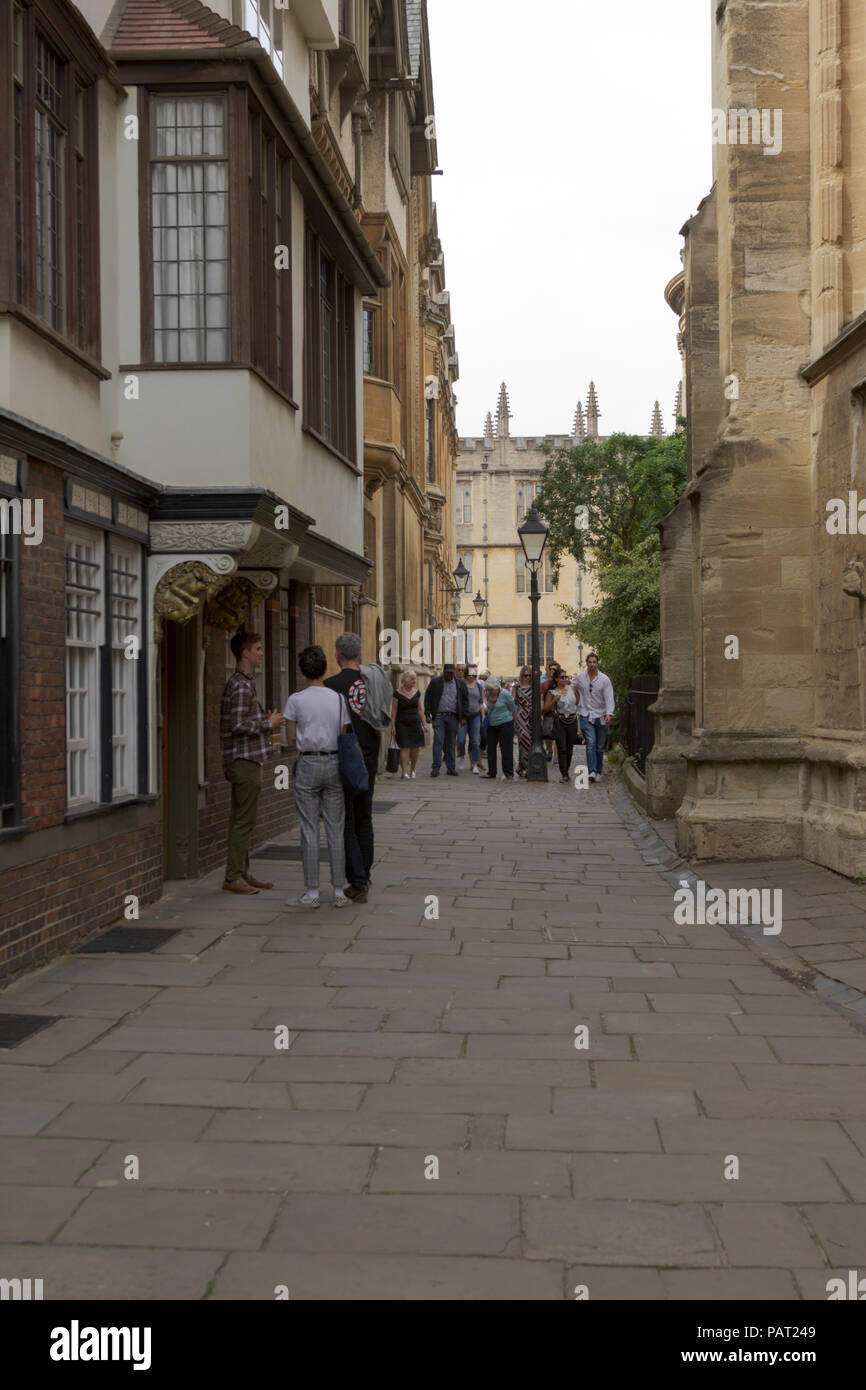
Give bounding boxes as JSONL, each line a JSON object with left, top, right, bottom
{"left": 2, "top": 753, "right": 865, "bottom": 1301}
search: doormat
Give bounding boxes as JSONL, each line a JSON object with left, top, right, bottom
{"left": 76, "top": 926, "right": 181, "bottom": 954}
{"left": 0, "top": 1014, "right": 61, "bottom": 1048}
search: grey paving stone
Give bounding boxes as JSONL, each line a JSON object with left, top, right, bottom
{"left": 318, "top": 952, "right": 411, "bottom": 971}
{"left": 45, "top": 959, "right": 223, "bottom": 987}
{"left": 602, "top": 1012, "right": 739, "bottom": 1034}
{"left": 633, "top": 1035, "right": 776, "bottom": 1062}
{"left": 506, "top": 1113, "right": 662, "bottom": 1152}
{"left": 567, "top": 1153, "right": 845, "bottom": 1201}
{"left": 0, "top": 1185, "right": 85, "bottom": 1241}
{"left": 0, "top": 1137, "right": 108, "bottom": 1184}
{"left": 768, "top": 1036, "right": 866, "bottom": 1064}
{"left": 395, "top": 1058, "right": 591, "bottom": 1087}
{"left": 209, "top": 1251, "right": 563, "bottom": 1300}
{"left": 55, "top": 1188, "right": 280, "bottom": 1250}
{"left": 128, "top": 1079, "right": 290, "bottom": 1109}
{"left": 287, "top": 1032, "right": 462, "bottom": 1058}
{"left": 801, "top": 1204, "right": 866, "bottom": 1264}
{"left": 700, "top": 1089, "right": 866, "bottom": 1120}
{"left": 592, "top": 1061, "right": 747, "bottom": 1090}
{"left": 266, "top": 1194, "right": 519, "bottom": 1254}
{"left": 1, "top": 1017, "right": 115, "bottom": 1066}
{"left": 369, "top": 1147, "right": 569, "bottom": 1196}
{"left": 204, "top": 1109, "right": 468, "bottom": 1147}
{"left": 710, "top": 1202, "right": 824, "bottom": 1267}
{"left": 288, "top": 1084, "right": 364, "bottom": 1110}
{"left": 0, "top": 1069, "right": 140, "bottom": 1103}
{"left": 466, "top": 1033, "right": 631, "bottom": 1060}
{"left": 0, "top": 1243, "right": 223, "bottom": 1299}
{"left": 118, "top": 1054, "right": 257, "bottom": 1081}
{"left": 252, "top": 1057, "right": 395, "bottom": 1084}
{"left": 361, "top": 1083, "right": 550, "bottom": 1115}
{"left": 731, "top": 1014, "right": 857, "bottom": 1036}
{"left": 0, "top": 1098, "right": 68, "bottom": 1136}
{"left": 660, "top": 1268, "right": 800, "bottom": 1300}
{"left": 41, "top": 1102, "right": 215, "bottom": 1140}
{"left": 524, "top": 1198, "right": 718, "bottom": 1265}
{"left": 659, "top": 1117, "right": 861, "bottom": 1158}
{"left": 738, "top": 1064, "right": 866, "bottom": 1094}
{"left": 49, "top": 1052, "right": 141, "bottom": 1075}
{"left": 91, "top": 1026, "right": 284, "bottom": 1056}
{"left": 440, "top": 1009, "right": 600, "bottom": 1035}
{"left": 549, "top": 960, "right": 677, "bottom": 978}
{"left": 28, "top": 984, "right": 162, "bottom": 1017}
{"left": 79, "top": 1140, "right": 374, "bottom": 1192}
{"left": 551, "top": 1088, "right": 699, "bottom": 1119}
{"left": 332, "top": 987, "right": 454, "bottom": 1010}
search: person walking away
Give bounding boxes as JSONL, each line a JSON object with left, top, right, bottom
{"left": 391, "top": 669, "right": 425, "bottom": 778}
{"left": 477, "top": 669, "right": 490, "bottom": 770}
{"left": 512, "top": 665, "right": 534, "bottom": 777}
{"left": 424, "top": 662, "right": 468, "bottom": 777}
{"left": 461, "top": 666, "right": 486, "bottom": 775}
{"left": 324, "top": 632, "right": 384, "bottom": 903}
{"left": 455, "top": 663, "right": 468, "bottom": 768}
{"left": 573, "top": 652, "right": 615, "bottom": 782}
{"left": 484, "top": 679, "right": 516, "bottom": 780}
{"left": 283, "top": 646, "right": 352, "bottom": 908}
{"left": 540, "top": 661, "right": 561, "bottom": 763}
{"left": 221, "top": 630, "right": 285, "bottom": 895}
{"left": 544, "top": 669, "right": 580, "bottom": 782}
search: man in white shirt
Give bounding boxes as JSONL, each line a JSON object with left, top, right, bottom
{"left": 572, "top": 652, "right": 615, "bottom": 782}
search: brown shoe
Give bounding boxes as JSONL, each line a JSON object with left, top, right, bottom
{"left": 222, "top": 879, "right": 259, "bottom": 894}
{"left": 243, "top": 874, "right": 274, "bottom": 890}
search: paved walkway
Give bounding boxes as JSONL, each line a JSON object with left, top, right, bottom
{"left": 2, "top": 748, "right": 866, "bottom": 1301}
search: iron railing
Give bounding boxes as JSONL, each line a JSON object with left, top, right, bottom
{"left": 620, "top": 673, "right": 659, "bottom": 775}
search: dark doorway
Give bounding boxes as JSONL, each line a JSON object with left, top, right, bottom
{"left": 162, "top": 618, "right": 200, "bottom": 878}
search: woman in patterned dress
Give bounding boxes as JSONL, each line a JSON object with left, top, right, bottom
{"left": 513, "top": 665, "right": 533, "bottom": 777}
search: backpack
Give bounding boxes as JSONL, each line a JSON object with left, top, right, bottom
{"left": 358, "top": 663, "right": 394, "bottom": 731}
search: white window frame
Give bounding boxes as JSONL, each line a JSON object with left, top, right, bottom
{"left": 109, "top": 536, "right": 141, "bottom": 799}
{"left": 65, "top": 523, "right": 104, "bottom": 808}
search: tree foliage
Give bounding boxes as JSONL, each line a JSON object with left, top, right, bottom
{"left": 535, "top": 428, "right": 687, "bottom": 712}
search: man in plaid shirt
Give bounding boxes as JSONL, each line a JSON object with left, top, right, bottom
{"left": 221, "top": 630, "right": 285, "bottom": 895}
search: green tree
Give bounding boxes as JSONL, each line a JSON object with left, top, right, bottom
{"left": 535, "top": 428, "right": 687, "bottom": 712}
{"left": 535, "top": 431, "right": 687, "bottom": 570}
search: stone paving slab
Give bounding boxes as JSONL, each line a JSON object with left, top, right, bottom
{"left": 2, "top": 766, "right": 866, "bottom": 1300}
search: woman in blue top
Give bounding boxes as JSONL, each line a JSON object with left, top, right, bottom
{"left": 484, "top": 679, "right": 516, "bottom": 780}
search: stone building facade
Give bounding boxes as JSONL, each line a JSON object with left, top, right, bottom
{"left": 455, "top": 383, "right": 607, "bottom": 680}
{"left": 0, "top": 0, "right": 457, "bottom": 976}
{"left": 651, "top": 0, "right": 866, "bottom": 877}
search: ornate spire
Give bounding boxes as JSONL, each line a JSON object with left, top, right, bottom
{"left": 674, "top": 381, "right": 683, "bottom": 423}
{"left": 650, "top": 400, "right": 664, "bottom": 437}
{"left": 483, "top": 410, "right": 494, "bottom": 440}
{"left": 572, "top": 401, "right": 586, "bottom": 441}
{"left": 495, "top": 382, "right": 512, "bottom": 437}
{"left": 585, "top": 381, "right": 601, "bottom": 439}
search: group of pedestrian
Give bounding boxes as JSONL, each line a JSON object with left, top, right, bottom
{"left": 219, "top": 632, "right": 616, "bottom": 912}
{"left": 220, "top": 631, "right": 388, "bottom": 911}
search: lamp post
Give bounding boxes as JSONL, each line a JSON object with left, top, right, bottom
{"left": 517, "top": 504, "right": 549, "bottom": 782}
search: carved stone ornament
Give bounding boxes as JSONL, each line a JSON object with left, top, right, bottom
{"left": 843, "top": 558, "right": 866, "bottom": 600}
{"left": 153, "top": 561, "right": 231, "bottom": 625}
{"left": 149, "top": 521, "right": 253, "bottom": 552}
{"left": 206, "top": 576, "right": 265, "bottom": 631}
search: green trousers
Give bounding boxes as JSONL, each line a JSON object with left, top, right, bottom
{"left": 225, "top": 758, "right": 263, "bottom": 882}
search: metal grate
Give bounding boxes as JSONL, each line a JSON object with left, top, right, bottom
{"left": 76, "top": 926, "right": 180, "bottom": 954}
{"left": 0, "top": 1014, "right": 61, "bottom": 1048}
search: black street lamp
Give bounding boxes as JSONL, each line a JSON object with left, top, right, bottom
{"left": 453, "top": 557, "right": 470, "bottom": 592}
{"left": 473, "top": 590, "right": 486, "bottom": 618}
{"left": 517, "top": 504, "right": 549, "bottom": 782}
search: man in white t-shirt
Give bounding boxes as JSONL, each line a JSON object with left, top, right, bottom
{"left": 572, "top": 652, "right": 615, "bottom": 782}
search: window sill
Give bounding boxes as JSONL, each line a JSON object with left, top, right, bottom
{"left": 302, "top": 424, "right": 360, "bottom": 474}
{"left": 117, "top": 360, "right": 299, "bottom": 411}
{"left": 64, "top": 793, "right": 159, "bottom": 823}
{"left": 2, "top": 304, "right": 110, "bottom": 381}
{"left": 0, "top": 822, "right": 26, "bottom": 843}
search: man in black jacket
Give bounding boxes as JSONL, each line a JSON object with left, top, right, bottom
{"left": 324, "top": 633, "right": 380, "bottom": 902}
{"left": 424, "top": 662, "right": 468, "bottom": 777}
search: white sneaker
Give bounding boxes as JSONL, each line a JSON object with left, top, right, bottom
{"left": 333, "top": 891, "right": 349, "bottom": 909}
{"left": 403, "top": 772, "right": 411, "bottom": 779}
{"left": 410, "top": 770, "right": 416, "bottom": 779}
{"left": 458, "top": 757, "right": 467, "bottom": 771}
{"left": 297, "top": 890, "right": 320, "bottom": 908}
{"left": 472, "top": 765, "right": 482, "bottom": 776}
{"left": 588, "top": 772, "right": 597, "bottom": 783}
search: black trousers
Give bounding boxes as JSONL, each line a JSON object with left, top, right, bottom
{"left": 486, "top": 720, "right": 514, "bottom": 777}
{"left": 344, "top": 749, "right": 377, "bottom": 887}
{"left": 555, "top": 719, "right": 578, "bottom": 778}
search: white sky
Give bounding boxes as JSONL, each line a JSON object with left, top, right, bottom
{"left": 426, "top": 0, "right": 712, "bottom": 439}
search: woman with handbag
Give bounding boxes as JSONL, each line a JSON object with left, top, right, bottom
{"left": 512, "top": 665, "right": 533, "bottom": 777}
{"left": 543, "top": 669, "right": 580, "bottom": 782}
{"left": 391, "top": 670, "right": 426, "bottom": 779}
{"left": 282, "top": 645, "right": 353, "bottom": 908}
